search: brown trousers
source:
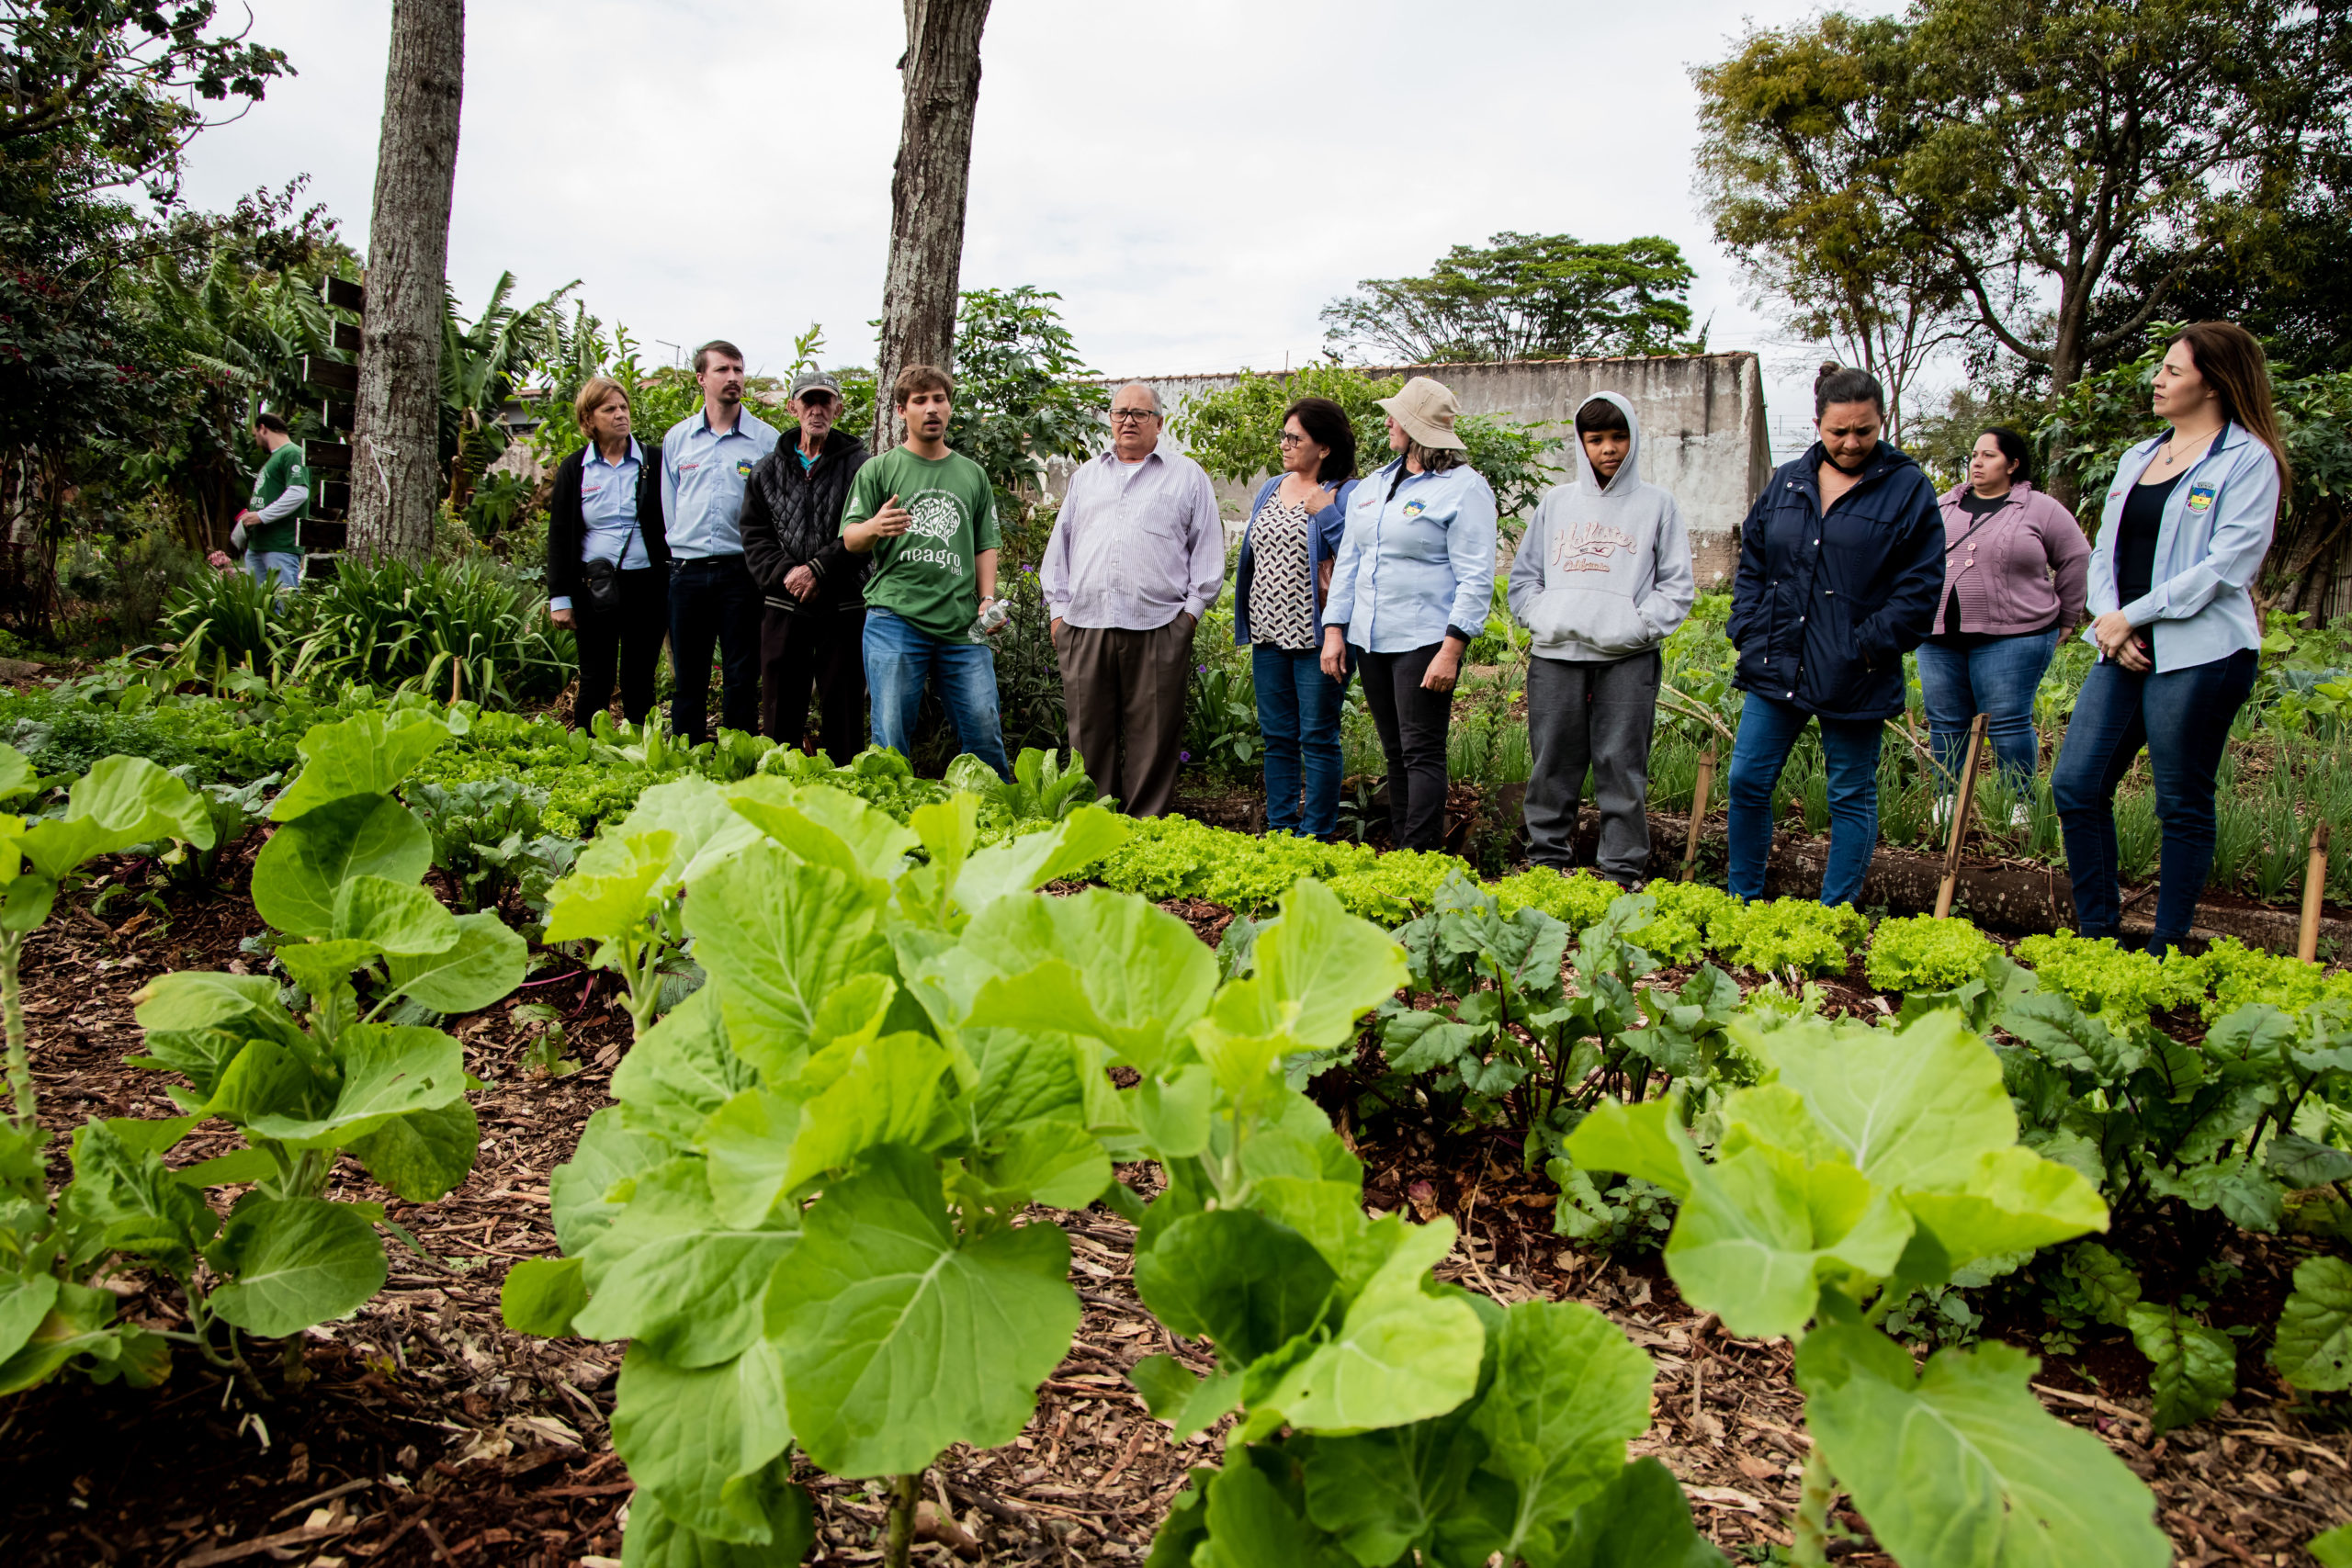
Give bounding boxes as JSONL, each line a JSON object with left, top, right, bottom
{"left": 1054, "top": 618, "right": 1193, "bottom": 818}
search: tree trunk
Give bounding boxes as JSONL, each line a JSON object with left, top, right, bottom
{"left": 872, "top": 0, "right": 991, "bottom": 454}
{"left": 2041, "top": 328, "right": 2086, "bottom": 512}
{"left": 349, "top": 0, "right": 464, "bottom": 563}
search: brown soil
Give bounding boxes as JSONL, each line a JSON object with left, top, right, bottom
{"left": 3, "top": 868, "right": 2346, "bottom": 1567}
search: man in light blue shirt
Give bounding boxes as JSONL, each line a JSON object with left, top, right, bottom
{"left": 661, "top": 339, "right": 779, "bottom": 742}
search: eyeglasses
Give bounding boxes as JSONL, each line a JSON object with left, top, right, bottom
{"left": 1277, "top": 432, "right": 1308, "bottom": 446}
{"left": 797, "top": 392, "right": 836, "bottom": 408}
{"left": 1111, "top": 408, "right": 1159, "bottom": 422}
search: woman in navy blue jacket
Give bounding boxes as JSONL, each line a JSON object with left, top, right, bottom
{"left": 1235, "top": 396, "right": 1358, "bottom": 837}
{"left": 1724, "top": 365, "right": 1945, "bottom": 907}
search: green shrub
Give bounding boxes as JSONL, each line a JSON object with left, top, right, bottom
{"left": 302, "top": 557, "right": 575, "bottom": 705}
{"left": 1864, "top": 914, "right": 1998, "bottom": 994}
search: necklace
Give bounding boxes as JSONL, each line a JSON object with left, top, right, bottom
{"left": 2158, "top": 423, "right": 2220, "bottom": 471}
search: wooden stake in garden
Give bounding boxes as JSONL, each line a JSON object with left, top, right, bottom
{"left": 2301, "top": 819, "right": 2331, "bottom": 964}
{"left": 1935, "top": 712, "right": 1989, "bottom": 919}
{"left": 1682, "top": 741, "right": 1716, "bottom": 882}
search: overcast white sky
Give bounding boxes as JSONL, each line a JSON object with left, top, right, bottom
{"left": 176, "top": 0, "right": 1866, "bottom": 444}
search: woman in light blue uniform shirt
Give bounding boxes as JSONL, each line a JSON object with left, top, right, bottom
{"left": 1320, "top": 377, "right": 1498, "bottom": 851}
{"left": 2051, "top": 321, "right": 2289, "bottom": 954}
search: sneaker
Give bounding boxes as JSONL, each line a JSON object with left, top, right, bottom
{"left": 2011, "top": 804, "right": 2031, "bottom": 829}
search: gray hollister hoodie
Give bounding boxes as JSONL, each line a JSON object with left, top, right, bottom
{"left": 1508, "top": 391, "right": 1696, "bottom": 661}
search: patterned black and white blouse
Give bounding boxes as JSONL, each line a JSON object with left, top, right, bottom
{"left": 1251, "top": 497, "right": 1317, "bottom": 649}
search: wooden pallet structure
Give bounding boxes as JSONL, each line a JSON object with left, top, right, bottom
{"left": 299, "top": 275, "right": 364, "bottom": 576}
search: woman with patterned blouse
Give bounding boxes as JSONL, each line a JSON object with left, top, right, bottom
{"left": 1234, "top": 397, "right": 1358, "bottom": 837}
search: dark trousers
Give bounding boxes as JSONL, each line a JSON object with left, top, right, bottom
{"left": 1355, "top": 642, "right": 1454, "bottom": 852}
{"left": 761, "top": 600, "right": 868, "bottom": 766}
{"left": 667, "top": 554, "right": 763, "bottom": 744}
{"left": 1525, "top": 649, "right": 1661, "bottom": 886}
{"left": 1055, "top": 618, "right": 1193, "bottom": 818}
{"left": 2052, "top": 649, "right": 2257, "bottom": 947}
{"left": 571, "top": 565, "right": 669, "bottom": 729}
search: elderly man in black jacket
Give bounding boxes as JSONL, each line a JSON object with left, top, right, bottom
{"left": 742, "top": 371, "right": 872, "bottom": 763}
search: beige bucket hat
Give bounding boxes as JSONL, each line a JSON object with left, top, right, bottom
{"left": 1376, "top": 376, "right": 1468, "bottom": 452}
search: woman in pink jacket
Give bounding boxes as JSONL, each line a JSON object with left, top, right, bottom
{"left": 1917, "top": 427, "right": 2091, "bottom": 816}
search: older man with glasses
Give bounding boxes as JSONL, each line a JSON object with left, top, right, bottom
{"left": 1040, "top": 383, "right": 1224, "bottom": 817}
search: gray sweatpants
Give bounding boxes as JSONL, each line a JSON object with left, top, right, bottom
{"left": 1523, "top": 649, "right": 1662, "bottom": 886}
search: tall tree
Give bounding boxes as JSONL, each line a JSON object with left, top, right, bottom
{"left": 349, "top": 0, "right": 464, "bottom": 562}
{"left": 0, "top": 1, "right": 286, "bottom": 197}
{"left": 2085, "top": 173, "right": 2352, "bottom": 378}
{"left": 1693, "top": 16, "right": 1968, "bottom": 445}
{"left": 1319, "top": 232, "right": 1702, "bottom": 366}
{"left": 0, "top": 1, "right": 287, "bottom": 620}
{"left": 872, "top": 0, "right": 992, "bottom": 454}
{"left": 1695, "top": 0, "right": 2352, "bottom": 407}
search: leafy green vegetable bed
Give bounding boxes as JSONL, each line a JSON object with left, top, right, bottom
{"left": 8, "top": 693, "right": 2349, "bottom": 1566}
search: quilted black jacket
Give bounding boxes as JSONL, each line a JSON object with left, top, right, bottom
{"left": 741, "top": 424, "right": 870, "bottom": 610}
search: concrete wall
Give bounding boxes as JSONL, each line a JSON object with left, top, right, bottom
{"left": 1052, "top": 352, "right": 1773, "bottom": 589}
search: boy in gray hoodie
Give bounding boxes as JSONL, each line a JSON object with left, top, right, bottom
{"left": 1508, "top": 392, "right": 1695, "bottom": 886}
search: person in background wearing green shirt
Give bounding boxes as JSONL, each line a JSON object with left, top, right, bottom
{"left": 233, "top": 411, "right": 310, "bottom": 591}
{"left": 841, "top": 363, "right": 1011, "bottom": 778}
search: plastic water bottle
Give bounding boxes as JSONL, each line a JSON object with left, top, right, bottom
{"left": 967, "top": 596, "right": 1010, "bottom": 643}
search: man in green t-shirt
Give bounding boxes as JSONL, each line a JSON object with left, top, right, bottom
{"left": 841, "top": 365, "right": 1011, "bottom": 777}
{"left": 234, "top": 412, "right": 311, "bottom": 591}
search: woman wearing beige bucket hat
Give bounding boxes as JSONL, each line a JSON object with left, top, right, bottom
{"left": 1321, "top": 376, "right": 1498, "bottom": 851}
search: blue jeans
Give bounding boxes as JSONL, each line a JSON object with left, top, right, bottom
{"left": 245, "top": 549, "right": 301, "bottom": 592}
{"left": 668, "top": 554, "right": 763, "bottom": 744}
{"left": 1253, "top": 644, "right": 1347, "bottom": 838}
{"left": 2052, "top": 649, "right": 2257, "bottom": 947}
{"left": 1915, "top": 630, "right": 2059, "bottom": 791}
{"left": 863, "top": 607, "right": 1010, "bottom": 780}
{"left": 1726, "top": 692, "right": 1884, "bottom": 907}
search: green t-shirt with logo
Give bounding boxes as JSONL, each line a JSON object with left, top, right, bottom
{"left": 842, "top": 446, "right": 1001, "bottom": 641}
{"left": 244, "top": 442, "right": 311, "bottom": 555}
